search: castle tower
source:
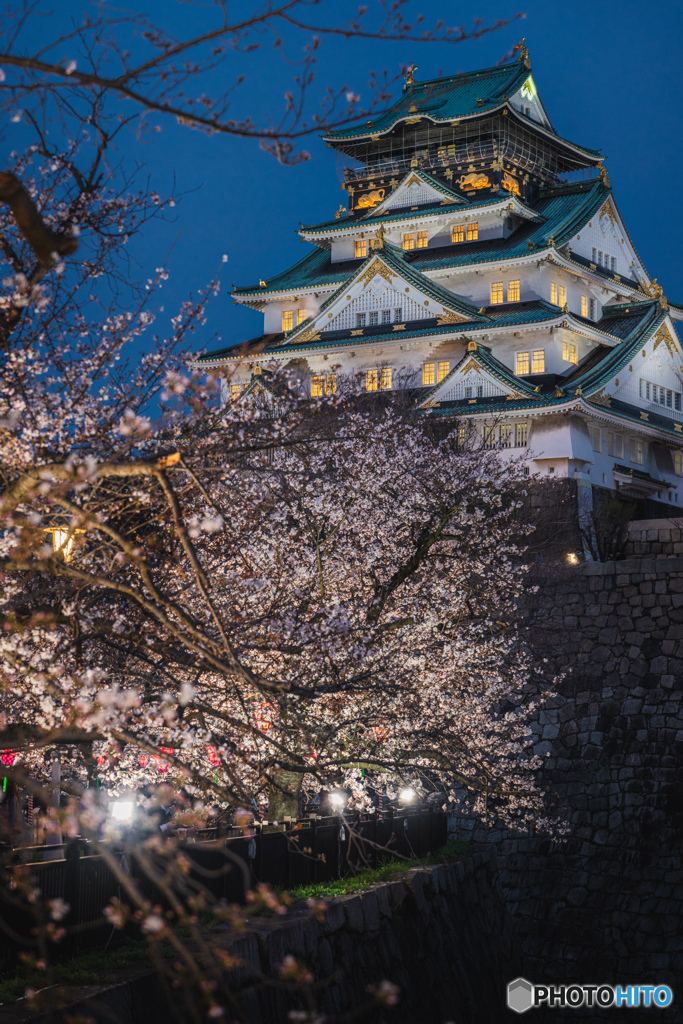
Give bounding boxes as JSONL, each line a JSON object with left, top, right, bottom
{"left": 193, "top": 48, "right": 683, "bottom": 513}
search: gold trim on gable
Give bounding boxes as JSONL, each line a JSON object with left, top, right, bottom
{"left": 590, "top": 390, "right": 612, "bottom": 408}
{"left": 291, "top": 324, "right": 321, "bottom": 345}
{"left": 460, "top": 358, "right": 481, "bottom": 375}
{"left": 358, "top": 258, "right": 395, "bottom": 289}
{"left": 600, "top": 200, "right": 618, "bottom": 226}
{"left": 436, "top": 310, "right": 467, "bottom": 325}
{"left": 653, "top": 324, "right": 678, "bottom": 358}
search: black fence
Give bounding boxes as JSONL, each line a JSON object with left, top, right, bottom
{"left": 0, "top": 809, "right": 446, "bottom": 967}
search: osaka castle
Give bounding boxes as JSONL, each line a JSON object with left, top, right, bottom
{"left": 193, "top": 45, "right": 683, "bottom": 511}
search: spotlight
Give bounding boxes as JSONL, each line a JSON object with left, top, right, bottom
{"left": 328, "top": 791, "right": 346, "bottom": 810}
{"left": 399, "top": 787, "right": 416, "bottom": 805}
{"left": 111, "top": 800, "right": 134, "bottom": 822}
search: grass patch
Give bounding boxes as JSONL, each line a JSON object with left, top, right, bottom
{"left": 288, "top": 839, "right": 468, "bottom": 902}
{"left": 0, "top": 938, "right": 151, "bottom": 1005}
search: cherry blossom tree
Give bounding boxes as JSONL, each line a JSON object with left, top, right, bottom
{"left": 0, "top": 4, "right": 551, "bottom": 1016}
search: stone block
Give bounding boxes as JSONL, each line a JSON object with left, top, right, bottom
{"left": 360, "top": 889, "right": 381, "bottom": 932}
{"left": 340, "top": 894, "right": 364, "bottom": 932}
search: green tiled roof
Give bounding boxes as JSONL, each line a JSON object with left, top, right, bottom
{"left": 323, "top": 62, "right": 600, "bottom": 160}
{"left": 235, "top": 179, "right": 610, "bottom": 300}
{"left": 300, "top": 190, "right": 543, "bottom": 236}
{"left": 404, "top": 178, "right": 611, "bottom": 272}
{"left": 420, "top": 342, "right": 540, "bottom": 405}
{"left": 565, "top": 301, "right": 667, "bottom": 394}
{"left": 233, "top": 246, "right": 353, "bottom": 299}
{"left": 195, "top": 301, "right": 567, "bottom": 365}
{"left": 325, "top": 63, "right": 530, "bottom": 141}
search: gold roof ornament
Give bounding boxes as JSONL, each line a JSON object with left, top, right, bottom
{"left": 371, "top": 224, "right": 386, "bottom": 250}
{"left": 334, "top": 205, "right": 346, "bottom": 219}
{"left": 515, "top": 38, "right": 531, "bottom": 69}
{"left": 598, "top": 162, "right": 611, "bottom": 187}
{"left": 259, "top": 279, "right": 267, "bottom": 288}
{"left": 467, "top": 340, "right": 478, "bottom": 352}
{"left": 403, "top": 62, "right": 418, "bottom": 91}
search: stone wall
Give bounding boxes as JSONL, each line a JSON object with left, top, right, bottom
{"left": 26, "top": 854, "right": 521, "bottom": 1024}
{"left": 625, "top": 516, "right": 683, "bottom": 558}
{"left": 453, "top": 548, "right": 683, "bottom": 1020}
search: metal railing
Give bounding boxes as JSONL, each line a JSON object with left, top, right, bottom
{"left": 0, "top": 809, "right": 447, "bottom": 965}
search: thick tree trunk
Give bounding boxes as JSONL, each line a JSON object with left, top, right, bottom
{"left": 266, "top": 770, "right": 301, "bottom": 821}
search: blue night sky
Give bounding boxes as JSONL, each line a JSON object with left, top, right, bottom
{"left": 26, "top": 0, "right": 683, "bottom": 362}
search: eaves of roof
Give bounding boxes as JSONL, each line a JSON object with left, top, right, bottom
{"left": 194, "top": 301, "right": 574, "bottom": 366}
{"left": 323, "top": 61, "right": 601, "bottom": 159}
{"left": 563, "top": 302, "right": 667, "bottom": 393}
{"left": 423, "top": 391, "right": 683, "bottom": 442}
{"left": 300, "top": 191, "right": 543, "bottom": 236}
{"left": 235, "top": 179, "right": 611, "bottom": 302}
{"left": 324, "top": 62, "right": 530, "bottom": 140}
{"left": 398, "top": 179, "right": 611, "bottom": 272}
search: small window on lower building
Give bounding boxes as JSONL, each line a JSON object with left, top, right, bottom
{"left": 451, "top": 224, "right": 465, "bottom": 243}
{"left": 483, "top": 425, "right": 496, "bottom": 449}
{"left": 380, "top": 367, "right": 392, "bottom": 390}
{"left": 366, "top": 369, "right": 378, "bottom": 392}
{"left": 466, "top": 222, "right": 478, "bottom": 241}
{"left": 515, "top": 423, "right": 528, "bottom": 447}
{"left": 515, "top": 351, "right": 530, "bottom": 375}
{"left": 559, "top": 285, "right": 566, "bottom": 307}
{"left": 611, "top": 256, "right": 617, "bottom": 272}
{"left": 550, "top": 281, "right": 558, "bottom": 305}
{"left": 417, "top": 231, "right": 428, "bottom": 249}
{"left": 325, "top": 374, "right": 336, "bottom": 395}
{"left": 356, "top": 313, "right": 367, "bottom": 328}
{"left": 381, "top": 309, "right": 391, "bottom": 324}
{"left": 311, "top": 376, "right": 324, "bottom": 397}
{"left": 562, "top": 342, "right": 577, "bottom": 364}
{"left": 437, "top": 360, "right": 450, "bottom": 382}
{"left": 355, "top": 239, "right": 368, "bottom": 258}
{"left": 402, "top": 233, "right": 415, "bottom": 250}
{"left": 674, "top": 451, "right": 683, "bottom": 477}
{"left": 230, "top": 383, "right": 242, "bottom": 400}
{"left": 491, "top": 282, "right": 504, "bottom": 305}
{"left": 507, "top": 279, "right": 520, "bottom": 303}
{"left": 591, "top": 426, "right": 602, "bottom": 453}
{"left": 607, "top": 432, "right": 623, "bottom": 459}
{"left": 531, "top": 350, "right": 545, "bottom": 374}
{"left": 422, "top": 363, "right": 435, "bottom": 386}
{"left": 457, "top": 427, "right": 466, "bottom": 446}
{"left": 297, "top": 309, "right": 307, "bottom": 325}
{"left": 369, "top": 311, "right": 379, "bottom": 326}
{"left": 282, "top": 310, "right": 294, "bottom": 332}
{"left": 499, "top": 424, "right": 512, "bottom": 448}
{"left": 581, "top": 295, "right": 588, "bottom": 318}
{"left": 394, "top": 307, "right": 402, "bottom": 323}
{"left": 590, "top": 298, "right": 597, "bottom": 320}
{"left": 630, "top": 439, "right": 644, "bottom": 465}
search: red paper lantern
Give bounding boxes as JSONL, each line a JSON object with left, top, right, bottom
{"left": 207, "top": 746, "right": 220, "bottom": 767}
{"left": 254, "top": 702, "right": 276, "bottom": 732}
{"left": 1, "top": 751, "right": 16, "bottom": 766}
{"left": 154, "top": 755, "right": 169, "bottom": 774}
{"left": 139, "top": 755, "right": 149, "bottom": 768}
{"left": 96, "top": 756, "right": 107, "bottom": 765}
